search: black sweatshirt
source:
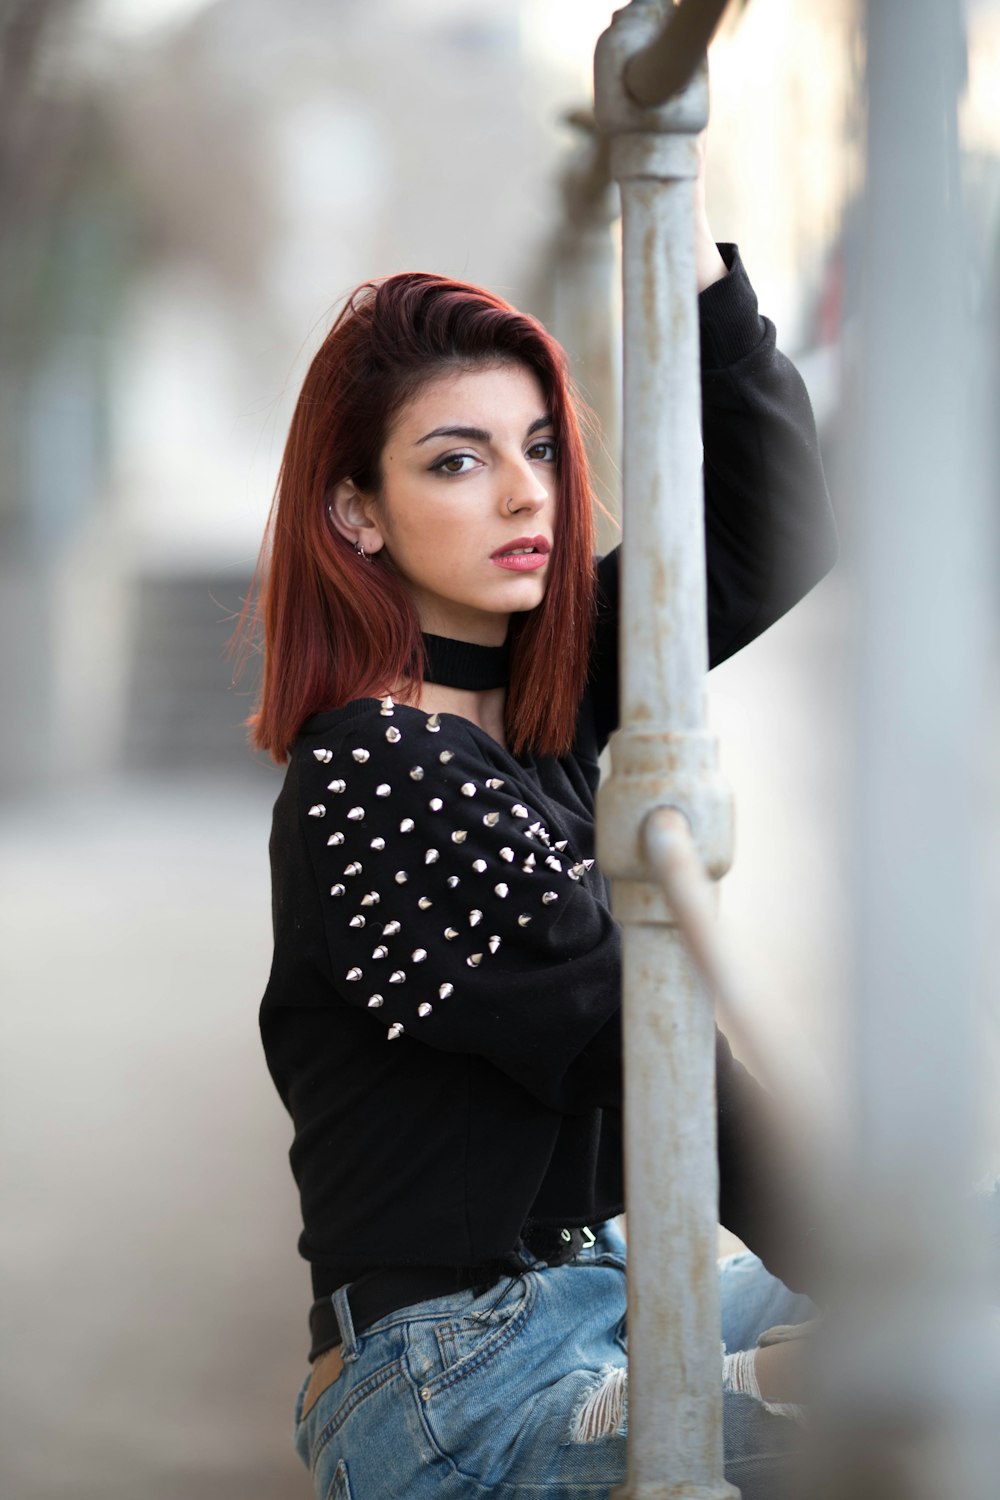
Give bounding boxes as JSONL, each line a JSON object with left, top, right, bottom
{"left": 259, "top": 246, "right": 838, "bottom": 1302}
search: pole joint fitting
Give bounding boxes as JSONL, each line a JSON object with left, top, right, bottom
{"left": 596, "top": 726, "right": 733, "bottom": 893}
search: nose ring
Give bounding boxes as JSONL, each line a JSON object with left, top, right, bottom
{"left": 505, "top": 497, "right": 515, "bottom": 515}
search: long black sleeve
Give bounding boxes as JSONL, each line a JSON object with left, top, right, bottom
{"left": 590, "top": 243, "right": 837, "bottom": 750}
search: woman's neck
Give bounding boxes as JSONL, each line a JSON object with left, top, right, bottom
{"left": 386, "top": 630, "right": 511, "bottom": 749}
{"left": 416, "top": 681, "right": 507, "bottom": 748}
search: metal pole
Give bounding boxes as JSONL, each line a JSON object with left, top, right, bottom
{"left": 808, "top": 1, "right": 1000, "bottom": 1494}
{"left": 594, "top": 4, "right": 737, "bottom": 1496}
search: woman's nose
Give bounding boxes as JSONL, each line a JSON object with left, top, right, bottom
{"left": 500, "top": 462, "right": 550, "bottom": 515}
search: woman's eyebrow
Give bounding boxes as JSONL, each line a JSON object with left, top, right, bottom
{"left": 414, "top": 414, "right": 553, "bottom": 447}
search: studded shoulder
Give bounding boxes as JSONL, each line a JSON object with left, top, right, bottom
{"left": 296, "top": 701, "right": 610, "bottom": 1070}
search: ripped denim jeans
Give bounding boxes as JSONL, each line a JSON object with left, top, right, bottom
{"left": 293, "top": 1220, "right": 816, "bottom": 1500}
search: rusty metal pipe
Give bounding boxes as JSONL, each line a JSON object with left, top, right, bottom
{"left": 624, "top": 0, "right": 732, "bottom": 109}
{"left": 643, "top": 806, "right": 776, "bottom": 1093}
{"left": 594, "top": 5, "right": 739, "bottom": 1496}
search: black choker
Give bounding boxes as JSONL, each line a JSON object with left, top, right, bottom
{"left": 422, "top": 633, "right": 510, "bottom": 691}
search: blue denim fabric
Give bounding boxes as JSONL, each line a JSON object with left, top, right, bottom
{"left": 293, "top": 1222, "right": 816, "bottom": 1500}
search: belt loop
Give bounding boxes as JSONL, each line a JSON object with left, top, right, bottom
{"left": 332, "top": 1285, "right": 361, "bottom": 1362}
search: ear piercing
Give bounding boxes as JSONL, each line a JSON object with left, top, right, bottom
{"left": 325, "top": 501, "right": 372, "bottom": 561}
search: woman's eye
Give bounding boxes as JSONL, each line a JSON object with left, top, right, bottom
{"left": 432, "top": 453, "right": 478, "bottom": 475}
{"left": 527, "top": 439, "right": 557, "bottom": 462}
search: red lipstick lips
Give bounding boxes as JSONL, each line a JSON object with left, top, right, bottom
{"left": 490, "top": 535, "right": 551, "bottom": 572}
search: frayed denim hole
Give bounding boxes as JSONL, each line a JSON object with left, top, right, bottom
{"left": 567, "top": 1363, "right": 629, "bottom": 1443}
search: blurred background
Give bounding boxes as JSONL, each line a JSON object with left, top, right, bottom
{"left": 0, "top": 1, "right": 997, "bottom": 1496}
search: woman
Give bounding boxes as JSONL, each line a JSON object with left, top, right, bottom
{"left": 250, "top": 200, "right": 836, "bottom": 1496}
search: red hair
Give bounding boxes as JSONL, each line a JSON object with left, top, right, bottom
{"left": 240, "top": 272, "right": 598, "bottom": 761}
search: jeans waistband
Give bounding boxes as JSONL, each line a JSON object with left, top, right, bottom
{"left": 308, "top": 1227, "right": 593, "bottom": 1362}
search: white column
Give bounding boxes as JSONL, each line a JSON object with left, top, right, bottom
{"left": 811, "top": 0, "right": 1000, "bottom": 1494}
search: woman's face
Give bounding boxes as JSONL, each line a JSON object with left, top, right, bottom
{"left": 359, "top": 362, "right": 557, "bottom": 646}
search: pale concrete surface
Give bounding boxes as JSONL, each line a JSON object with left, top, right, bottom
{"left": 0, "top": 769, "right": 314, "bottom": 1500}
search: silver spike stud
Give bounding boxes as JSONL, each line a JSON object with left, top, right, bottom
{"left": 523, "top": 853, "right": 536, "bottom": 871}
{"left": 376, "top": 783, "right": 391, "bottom": 798}
{"left": 439, "top": 750, "right": 454, "bottom": 764}
{"left": 409, "top": 766, "right": 424, "bottom": 781}
{"left": 488, "top": 935, "right": 501, "bottom": 954}
{"left": 394, "top": 871, "right": 408, "bottom": 885}
{"left": 389, "top": 970, "right": 406, "bottom": 984}
{"left": 460, "top": 783, "right": 476, "bottom": 798}
{"left": 349, "top": 915, "right": 366, "bottom": 929}
{"left": 545, "top": 855, "right": 562, "bottom": 873}
{"left": 469, "top": 909, "right": 483, "bottom": 927}
{"left": 426, "top": 713, "right": 441, "bottom": 732}
{"left": 446, "top": 875, "right": 460, "bottom": 888}
{"left": 472, "top": 859, "right": 487, "bottom": 874}
{"left": 368, "top": 994, "right": 383, "bottom": 1008}
{"left": 429, "top": 797, "right": 443, "bottom": 812}
{"left": 387, "top": 1022, "right": 404, "bottom": 1040}
{"left": 346, "top": 967, "right": 362, "bottom": 981}
{"left": 511, "top": 804, "right": 528, "bottom": 819}
{"left": 370, "top": 837, "right": 386, "bottom": 851}
{"left": 380, "top": 695, "right": 395, "bottom": 716}
{"left": 529, "top": 822, "right": 543, "bottom": 835}
{"left": 486, "top": 778, "right": 504, "bottom": 790}
{"left": 417, "top": 897, "right": 433, "bottom": 910}
{"left": 308, "top": 805, "right": 326, "bottom": 819}
{"left": 383, "top": 920, "right": 401, "bottom": 936}
{"left": 372, "top": 944, "right": 388, "bottom": 959}
{"left": 499, "top": 847, "right": 514, "bottom": 863}
{"left": 483, "top": 812, "right": 500, "bottom": 827}
{"left": 583, "top": 859, "right": 595, "bottom": 870}
{"left": 417, "top": 1002, "right": 432, "bottom": 1018}
{"left": 467, "top": 953, "right": 483, "bottom": 968}
{"left": 517, "top": 913, "right": 532, "bottom": 926}
{"left": 444, "top": 928, "right": 459, "bottom": 941}
{"left": 400, "top": 818, "right": 415, "bottom": 833}
{"left": 352, "top": 748, "right": 370, "bottom": 764}
{"left": 327, "top": 779, "right": 346, "bottom": 794}
{"left": 451, "top": 830, "right": 467, "bottom": 844}
{"left": 330, "top": 884, "right": 345, "bottom": 897}
{"left": 494, "top": 883, "right": 509, "bottom": 898}
{"left": 569, "top": 863, "right": 585, "bottom": 880}
{"left": 386, "top": 726, "right": 401, "bottom": 744}
{"left": 347, "top": 807, "right": 364, "bottom": 821}
{"left": 327, "top": 832, "right": 345, "bottom": 846}
{"left": 411, "top": 948, "right": 427, "bottom": 963}
{"left": 313, "top": 749, "right": 333, "bottom": 763}
{"left": 361, "top": 891, "right": 381, "bottom": 907}
{"left": 425, "top": 849, "right": 439, "bottom": 865}
{"left": 542, "top": 891, "right": 558, "bottom": 905}
{"left": 439, "top": 983, "right": 454, "bottom": 1000}
{"left": 554, "top": 840, "right": 568, "bottom": 852}
{"left": 344, "top": 861, "right": 362, "bottom": 877}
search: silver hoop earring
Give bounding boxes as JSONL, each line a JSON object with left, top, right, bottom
{"left": 355, "top": 539, "right": 372, "bottom": 562}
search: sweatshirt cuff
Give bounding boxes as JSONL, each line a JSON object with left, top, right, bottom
{"left": 698, "top": 243, "right": 766, "bottom": 371}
